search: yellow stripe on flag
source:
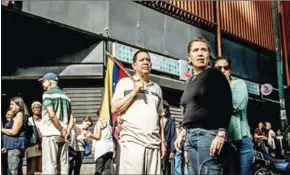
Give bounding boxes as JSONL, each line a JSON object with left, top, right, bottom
{"left": 99, "top": 57, "right": 114, "bottom": 121}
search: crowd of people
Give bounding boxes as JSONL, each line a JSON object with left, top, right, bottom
{"left": 1, "top": 36, "right": 289, "bottom": 175}
{"left": 1, "top": 73, "right": 114, "bottom": 175}
{"left": 254, "top": 121, "right": 287, "bottom": 159}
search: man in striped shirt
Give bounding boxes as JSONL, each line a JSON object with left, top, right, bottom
{"left": 38, "top": 72, "right": 75, "bottom": 174}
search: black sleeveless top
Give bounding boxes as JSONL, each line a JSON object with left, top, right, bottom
{"left": 2, "top": 112, "right": 28, "bottom": 150}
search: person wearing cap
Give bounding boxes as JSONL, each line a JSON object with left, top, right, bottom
{"left": 161, "top": 100, "right": 177, "bottom": 175}
{"left": 111, "top": 50, "right": 166, "bottom": 174}
{"left": 26, "top": 101, "right": 42, "bottom": 174}
{"left": 38, "top": 72, "right": 75, "bottom": 174}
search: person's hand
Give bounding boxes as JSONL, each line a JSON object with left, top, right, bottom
{"left": 64, "top": 133, "right": 70, "bottom": 142}
{"left": 174, "top": 135, "right": 184, "bottom": 153}
{"left": 210, "top": 136, "right": 225, "bottom": 156}
{"left": 169, "top": 152, "right": 175, "bottom": 160}
{"left": 86, "top": 132, "right": 92, "bottom": 138}
{"left": 133, "top": 80, "right": 144, "bottom": 94}
{"left": 61, "top": 128, "right": 67, "bottom": 138}
{"left": 82, "top": 130, "right": 88, "bottom": 135}
{"left": 161, "top": 141, "right": 166, "bottom": 159}
{"left": 77, "top": 135, "right": 86, "bottom": 140}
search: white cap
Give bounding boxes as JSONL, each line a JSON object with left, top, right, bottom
{"left": 31, "top": 101, "right": 41, "bottom": 109}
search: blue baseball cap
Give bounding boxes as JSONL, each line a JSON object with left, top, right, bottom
{"left": 38, "top": 72, "right": 59, "bottom": 82}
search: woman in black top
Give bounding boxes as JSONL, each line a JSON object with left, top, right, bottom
{"left": 175, "top": 37, "right": 232, "bottom": 175}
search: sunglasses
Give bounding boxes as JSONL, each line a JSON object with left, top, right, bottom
{"left": 215, "top": 66, "right": 230, "bottom": 71}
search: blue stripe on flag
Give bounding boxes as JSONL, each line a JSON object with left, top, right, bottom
{"left": 112, "top": 59, "right": 120, "bottom": 94}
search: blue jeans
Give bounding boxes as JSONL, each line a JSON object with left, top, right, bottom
{"left": 238, "top": 137, "right": 254, "bottom": 175}
{"left": 185, "top": 162, "right": 192, "bottom": 175}
{"left": 174, "top": 151, "right": 192, "bottom": 175}
{"left": 174, "top": 151, "right": 182, "bottom": 175}
{"left": 184, "top": 128, "right": 223, "bottom": 175}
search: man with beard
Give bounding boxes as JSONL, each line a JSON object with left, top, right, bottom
{"left": 111, "top": 50, "right": 166, "bottom": 174}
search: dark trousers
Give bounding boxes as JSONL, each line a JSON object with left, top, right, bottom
{"left": 69, "top": 151, "right": 85, "bottom": 175}
{"left": 161, "top": 151, "right": 174, "bottom": 175}
{"left": 95, "top": 152, "right": 113, "bottom": 175}
{"left": 2, "top": 152, "right": 8, "bottom": 175}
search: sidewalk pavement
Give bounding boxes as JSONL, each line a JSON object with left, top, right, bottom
{"left": 23, "top": 164, "right": 95, "bottom": 175}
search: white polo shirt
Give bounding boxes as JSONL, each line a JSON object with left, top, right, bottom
{"left": 112, "top": 76, "right": 164, "bottom": 149}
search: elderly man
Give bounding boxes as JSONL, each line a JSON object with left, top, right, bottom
{"left": 111, "top": 50, "right": 166, "bottom": 174}
{"left": 38, "top": 72, "right": 75, "bottom": 174}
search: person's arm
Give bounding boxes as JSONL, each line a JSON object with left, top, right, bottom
{"left": 111, "top": 79, "right": 143, "bottom": 114}
{"left": 47, "top": 106, "right": 66, "bottom": 135}
{"left": 168, "top": 118, "right": 177, "bottom": 159}
{"left": 90, "top": 121, "right": 102, "bottom": 140}
{"left": 254, "top": 133, "right": 267, "bottom": 140}
{"left": 160, "top": 116, "right": 166, "bottom": 159}
{"left": 232, "top": 79, "right": 248, "bottom": 113}
{"left": 156, "top": 90, "right": 166, "bottom": 159}
{"left": 159, "top": 117, "right": 166, "bottom": 144}
{"left": 202, "top": 68, "right": 233, "bottom": 130}
{"left": 202, "top": 68, "right": 232, "bottom": 156}
{"left": 174, "top": 129, "right": 186, "bottom": 152}
{"left": 2, "top": 112, "right": 23, "bottom": 136}
{"left": 66, "top": 111, "right": 75, "bottom": 135}
{"left": 170, "top": 118, "right": 177, "bottom": 154}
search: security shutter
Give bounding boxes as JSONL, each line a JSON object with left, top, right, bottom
{"left": 63, "top": 87, "right": 103, "bottom": 164}
{"left": 169, "top": 106, "right": 183, "bottom": 125}
{"left": 63, "top": 87, "right": 103, "bottom": 123}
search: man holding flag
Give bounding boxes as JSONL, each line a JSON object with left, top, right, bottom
{"left": 111, "top": 50, "right": 166, "bottom": 174}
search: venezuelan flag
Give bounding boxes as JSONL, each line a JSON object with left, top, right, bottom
{"left": 99, "top": 56, "right": 126, "bottom": 121}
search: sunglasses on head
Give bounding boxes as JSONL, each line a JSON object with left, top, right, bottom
{"left": 215, "top": 66, "right": 230, "bottom": 71}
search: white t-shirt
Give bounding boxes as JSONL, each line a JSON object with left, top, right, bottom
{"left": 112, "top": 76, "right": 165, "bottom": 149}
{"left": 26, "top": 117, "right": 43, "bottom": 158}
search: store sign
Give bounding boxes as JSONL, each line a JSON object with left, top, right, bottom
{"left": 232, "top": 76, "right": 260, "bottom": 96}
{"left": 114, "top": 43, "right": 180, "bottom": 76}
{"left": 179, "top": 60, "right": 194, "bottom": 81}
{"left": 261, "top": 83, "right": 273, "bottom": 96}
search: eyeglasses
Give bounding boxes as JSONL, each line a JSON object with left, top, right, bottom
{"left": 215, "top": 66, "right": 230, "bottom": 71}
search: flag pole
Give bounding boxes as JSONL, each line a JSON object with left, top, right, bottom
{"left": 105, "top": 51, "right": 135, "bottom": 82}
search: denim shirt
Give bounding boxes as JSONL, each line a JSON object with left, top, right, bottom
{"left": 227, "top": 79, "right": 252, "bottom": 141}
{"left": 2, "top": 113, "right": 28, "bottom": 150}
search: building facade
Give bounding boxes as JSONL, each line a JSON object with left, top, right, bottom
{"left": 2, "top": 1, "right": 290, "bottom": 149}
